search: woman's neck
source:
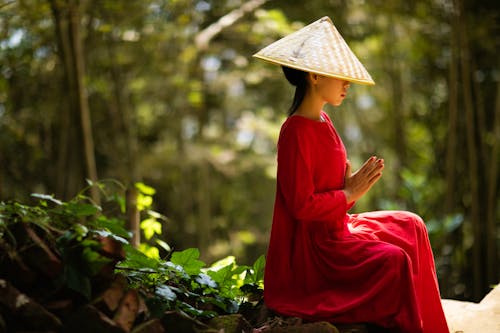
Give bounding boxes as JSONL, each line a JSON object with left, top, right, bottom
{"left": 293, "top": 90, "right": 326, "bottom": 121}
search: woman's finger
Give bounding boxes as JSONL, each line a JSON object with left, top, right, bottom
{"left": 368, "top": 172, "right": 383, "bottom": 185}
{"left": 360, "top": 156, "right": 377, "bottom": 170}
{"left": 345, "top": 160, "right": 352, "bottom": 178}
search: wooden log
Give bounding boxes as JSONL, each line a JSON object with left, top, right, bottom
{"left": 62, "top": 304, "right": 125, "bottom": 333}
{"left": 113, "top": 289, "right": 140, "bottom": 332}
{"left": 1, "top": 254, "right": 38, "bottom": 291}
{"left": 161, "top": 311, "right": 207, "bottom": 333}
{"left": 130, "top": 319, "right": 165, "bottom": 333}
{"left": 0, "top": 279, "right": 62, "bottom": 331}
{"left": 94, "top": 275, "right": 128, "bottom": 314}
{"left": 98, "top": 235, "right": 126, "bottom": 261}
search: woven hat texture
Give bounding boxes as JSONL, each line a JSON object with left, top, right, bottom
{"left": 253, "top": 16, "right": 374, "bottom": 85}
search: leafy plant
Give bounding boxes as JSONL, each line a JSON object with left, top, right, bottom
{"left": 116, "top": 246, "right": 265, "bottom": 320}
{"left": 0, "top": 181, "right": 266, "bottom": 324}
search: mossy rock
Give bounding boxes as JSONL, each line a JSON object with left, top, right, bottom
{"left": 208, "top": 314, "right": 252, "bottom": 333}
{"left": 268, "top": 321, "right": 339, "bottom": 333}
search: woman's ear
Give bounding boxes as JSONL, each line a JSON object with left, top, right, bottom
{"left": 308, "top": 72, "right": 319, "bottom": 85}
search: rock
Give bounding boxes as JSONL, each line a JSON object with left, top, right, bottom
{"left": 62, "top": 304, "right": 125, "bottom": 333}
{"left": 161, "top": 311, "right": 201, "bottom": 333}
{"left": 442, "top": 283, "right": 500, "bottom": 333}
{"left": 208, "top": 314, "right": 253, "bottom": 333}
{"left": 114, "top": 289, "right": 140, "bottom": 332}
{"left": 239, "top": 301, "right": 275, "bottom": 328}
{"left": 98, "top": 235, "right": 126, "bottom": 261}
{"left": 95, "top": 275, "right": 128, "bottom": 314}
{"left": 0, "top": 279, "right": 62, "bottom": 331}
{"left": 23, "top": 224, "right": 63, "bottom": 278}
{"left": 2, "top": 255, "right": 38, "bottom": 290}
{"left": 266, "top": 321, "right": 339, "bottom": 333}
{"left": 43, "top": 298, "right": 75, "bottom": 319}
{"left": 131, "top": 319, "right": 165, "bottom": 333}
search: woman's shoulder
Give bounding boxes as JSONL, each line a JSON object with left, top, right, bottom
{"left": 279, "top": 115, "right": 322, "bottom": 145}
{"left": 281, "top": 112, "right": 330, "bottom": 133}
{"left": 281, "top": 115, "right": 312, "bottom": 135}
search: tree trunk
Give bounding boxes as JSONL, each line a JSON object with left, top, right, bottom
{"left": 126, "top": 187, "right": 140, "bottom": 248}
{"left": 445, "top": 4, "right": 459, "bottom": 213}
{"left": 105, "top": 39, "right": 139, "bottom": 183}
{"left": 49, "top": 0, "right": 77, "bottom": 199}
{"left": 486, "top": 82, "right": 500, "bottom": 286}
{"left": 68, "top": 0, "right": 99, "bottom": 204}
{"left": 456, "top": 0, "right": 483, "bottom": 301}
{"left": 49, "top": 0, "right": 99, "bottom": 203}
{"left": 105, "top": 38, "right": 140, "bottom": 243}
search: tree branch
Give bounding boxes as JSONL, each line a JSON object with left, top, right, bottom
{"left": 195, "top": 0, "right": 269, "bottom": 50}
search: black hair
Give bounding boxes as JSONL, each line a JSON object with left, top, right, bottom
{"left": 282, "top": 66, "right": 307, "bottom": 116}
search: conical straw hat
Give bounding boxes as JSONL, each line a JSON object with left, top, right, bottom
{"left": 253, "top": 16, "right": 374, "bottom": 85}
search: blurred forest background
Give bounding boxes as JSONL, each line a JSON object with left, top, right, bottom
{"left": 0, "top": 0, "right": 498, "bottom": 303}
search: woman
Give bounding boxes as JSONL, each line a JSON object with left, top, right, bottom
{"left": 253, "top": 17, "right": 449, "bottom": 333}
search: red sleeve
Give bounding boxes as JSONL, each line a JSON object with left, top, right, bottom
{"left": 322, "top": 111, "right": 356, "bottom": 211}
{"left": 277, "top": 123, "right": 348, "bottom": 224}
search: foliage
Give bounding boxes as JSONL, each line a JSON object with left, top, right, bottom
{"left": 117, "top": 245, "right": 264, "bottom": 319}
{"left": 0, "top": 0, "right": 498, "bottom": 302}
{"left": 136, "top": 181, "right": 171, "bottom": 258}
{"left": 0, "top": 185, "right": 265, "bottom": 323}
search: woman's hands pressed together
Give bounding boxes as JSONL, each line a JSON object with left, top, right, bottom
{"left": 343, "top": 156, "right": 384, "bottom": 204}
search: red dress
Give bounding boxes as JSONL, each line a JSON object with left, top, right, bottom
{"left": 264, "top": 112, "right": 449, "bottom": 333}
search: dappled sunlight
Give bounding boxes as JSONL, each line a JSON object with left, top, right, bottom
{"left": 0, "top": 0, "right": 498, "bottom": 310}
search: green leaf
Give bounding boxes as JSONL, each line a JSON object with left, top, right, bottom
{"left": 178, "top": 302, "right": 207, "bottom": 317}
{"left": 82, "top": 247, "right": 112, "bottom": 276}
{"left": 170, "top": 248, "right": 206, "bottom": 275}
{"left": 31, "top": 193, "right": 63, "bottom": 205}
{"left": 195, "top": 273, "right": 217, "bottom": 289}
{"left": 138, "top": 243, "right": 160, "bottom": 259}
{"left": 137, "top": 194, "right": 153, "bottom": 211}
{"left": 73, "top": 224, "right": 89, "bottom": 241}
{"left": 208, "top": 255, "right": 236, "bottom": 271}
{"left": 140, "top": 218, "right": 161, "bottom": 240}
{"left": 94, "top": 216, "right": 131, "bottom": 239}
{"left": 64, "top": 265, "right": 91, "bottom": 300}
{"left": 156, "top": 285, "right": 177, "bottom": 301}
{"left": 207, "top": 264, "right": 233, "bottom": 288}
{"left": 245, "top": 255, "right": 265, "bottom": 285}
{"left": 118, "top": 244, "right": 159, "bottom": 271}
{"left": 145, "top": 296, "right": 171, "bottom": 318}
{"left": 200, "top": 295, "right": 227, "bottom": 312}
{"left": 64, "top": 202, "right": 100, "bottom": 217}
{"left": 94, "top": 229, "right": 128, "bottom": 244}
{"left": 155, "top": 239, "right": 171, "bottom": 252}
{"left": 135, "top": 182, "right": 156, "bottom": 195}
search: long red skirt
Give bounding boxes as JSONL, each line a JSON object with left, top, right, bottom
{"left": 264, "top": 210, "right": 449, "bottom": 333}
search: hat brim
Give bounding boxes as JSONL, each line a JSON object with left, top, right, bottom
{"left": 252, "top": 16, "right": 375, "bottom": 86}
{"left": 253, "top": 53, "right": 375, "bottom": 86}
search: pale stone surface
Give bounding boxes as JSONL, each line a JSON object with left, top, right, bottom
{"left": 442, "top": 284, "right": 500, "bottom": 333}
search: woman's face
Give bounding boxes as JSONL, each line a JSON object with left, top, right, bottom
{"left": 314, "top": 76, "right": 350, "bottom": 106}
